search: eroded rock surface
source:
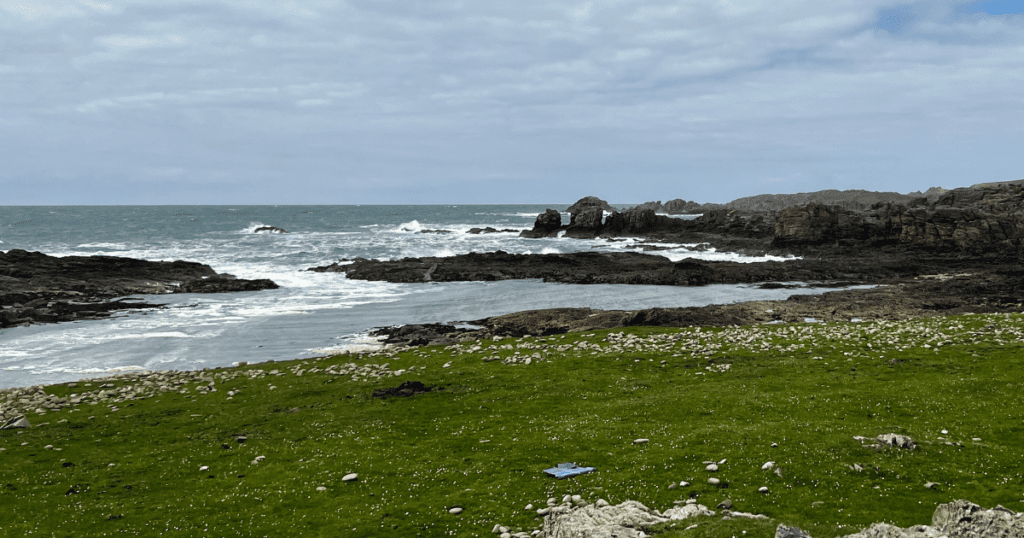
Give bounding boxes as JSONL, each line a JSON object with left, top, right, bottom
{"left": 0, "top": 249, "right": 278, "bottom": 327}
{"left": 778, "top": 500, "right": 1024, "bottom": 538}
{"left": 520, "top": 209, "right": 563, "bottom": 238}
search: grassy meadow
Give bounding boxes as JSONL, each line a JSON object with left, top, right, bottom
{"left": 2, "top": 312, "right": 1024, "bottom": 537}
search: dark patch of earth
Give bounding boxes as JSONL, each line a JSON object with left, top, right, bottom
{"left": 372, "top": 381, "right": 443, "bottom": 399}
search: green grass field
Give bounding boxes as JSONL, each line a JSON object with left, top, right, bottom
{"left": 2, "top": 312, "right": 1023, "bottom": 537}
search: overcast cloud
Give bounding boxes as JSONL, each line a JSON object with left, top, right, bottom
{"left": 1, "top": 0, "right": 1022, "bottom": 204}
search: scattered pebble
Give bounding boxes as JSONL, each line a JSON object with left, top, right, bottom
{"left": 342, "top": 473, "right": 358, "bottom": 482}
{"left": 316, "top": 486, "right": 327, "bottom": 491}
{"left": 759, "top": 487, "right": 769, "bottom": 493}
{"left": 679, "top": 481, "right": 690, "bottom": 487}
{"left": 708, "top": 478, "right": 721, "bottom": 485}
{"left": 449, "top": 507, "right": 463, "bottom": 515}
{"left": 761, "top": 461, "right": 775, "bottom": 470}
{"left": 632, "top": 438, "right": 649, "bottom": 444}
{"left": 199, "top": 466, "right": 209, "bottom": 471}
{"left": 706, "top": 463, "right": 719, "bottom": 472}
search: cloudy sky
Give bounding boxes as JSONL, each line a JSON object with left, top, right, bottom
{"left": 1, "top": 0, "right": 1022, "bottom": 205}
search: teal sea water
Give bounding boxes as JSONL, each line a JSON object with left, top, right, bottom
{"left": 1, "top": 205, "right": 817, "bottom": 388}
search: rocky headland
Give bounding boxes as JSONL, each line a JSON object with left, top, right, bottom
{"left": 0, "top": 249, "right": 279, "bottom": 328}
{"left": 315, "top": 182, "right": 1024, "bottom": 345}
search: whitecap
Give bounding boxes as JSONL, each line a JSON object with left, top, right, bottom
{"left": 238, "top": 221, "right": 267, "bottom": 234}
{"left": 77, "top": 242, "right": 128, "bottom": 249}
{"left": 40, "top": 365, "right": 146, "bottom": 375}
{"left": 397, "top": 220, "right": 424, "bottom": 233}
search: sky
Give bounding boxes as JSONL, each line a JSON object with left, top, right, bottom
{"left": 1, "top": 0, "right": 1022, "bottom": 205}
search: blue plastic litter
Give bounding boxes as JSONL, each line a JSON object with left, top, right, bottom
{"left": 543, "top": 462, "right": 596, "bottom": 479}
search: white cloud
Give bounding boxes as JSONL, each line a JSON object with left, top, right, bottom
{"left": 98, "top": 33, "right": 185, "bottom": 49}
{"left": 3, "top": 0, "right": 1023, "bottom": 203}
{"left": 0, "top": 0, "right": 83, "bottom": 20}
{"left": 296, "top": 98, "right": 330, "bottom": 106}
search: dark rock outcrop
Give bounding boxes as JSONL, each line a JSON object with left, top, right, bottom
{"left": 664, "top": 199, "right": 715, "bottom": 214}
{"left": 772, "top": 183, "right": 1024, "bottom": 256}
{"left": 603, "top": 208, "right": 684, "bottom": 236}
{"left": 307, "top": 250, "right": 993, "bottom": 288}
{"left": 254, "top": 226, "right": 288, "bottom": 234}
{"left": 376, "top": 266, "right": 1024, "bottom": 345}
{"left": 564, "top": 208, "right": 605, "bottom": 238}
{"left": 520, "top": 209, "right": 563, "bottom": 238}
{"left": 632, "top": 188, "right": 949, "bottom": 216}
{"left": 0, "top": 249, "right": 279, "bottom": 328}
{"left": 369, "top": 323, "right": 469, "bottom": 346}
{"left": 566, "top": 196, "right": 615, "bottom": 217}
{"left": 468, "top": 227, "right": 518, "bottom": 235}
{"left": 177, "top": 275, "right": 279, "bottom": 294}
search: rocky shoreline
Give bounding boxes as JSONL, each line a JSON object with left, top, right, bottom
{"left": 324, "top": 183, "right": 1024, "bottom": 345}
{"left": 0, "top": 249, "right": 279, "bottom": 328}
{"left": 369, "top": 268, "right": 1024, "bottom": 346}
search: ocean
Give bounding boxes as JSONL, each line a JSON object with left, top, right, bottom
{"left": 1, "top": 204, "right": 826, "bottom": 389}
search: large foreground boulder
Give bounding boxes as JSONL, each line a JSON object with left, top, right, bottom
{"left": 776, "top": 500, "right": 1024, "bottom": 538}
{"left": 544, "top": 500, "right": 715, "bottom": 538}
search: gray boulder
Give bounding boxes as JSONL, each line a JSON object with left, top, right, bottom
{"left": 0, "top": 416, "right": 31, "bottom": 429}
{"left": 544, "top": 500, "right": 714, "bottom": 538}
{"left": 855, "top": 433, "right": 916, "bottom": 450}
{"left": 779, "top": 500, "right": 1024, "bottom": 538}
{"left": 775, "top": 525, "right": 814, "bottom": 538}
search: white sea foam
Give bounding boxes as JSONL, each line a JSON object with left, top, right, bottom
{"left": 308, "top": 332, "right": 386, "bottom": 355}
{"left": 238, "top": 221, "right": 292, "bottom": 234}
{"left": 76, "top": 242, "right": 128, "bottom": 249}
{"left": 113, "top": 331, "right": 193, "bottom": 339}
{"left": 654, "top": 213, "right": 702, "bottom": 220}
{"left": 40, "top": 365, "right": 147, "bottom": 376}
{"left": 397, "top": 220, "right": 424, "bottom": 233}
